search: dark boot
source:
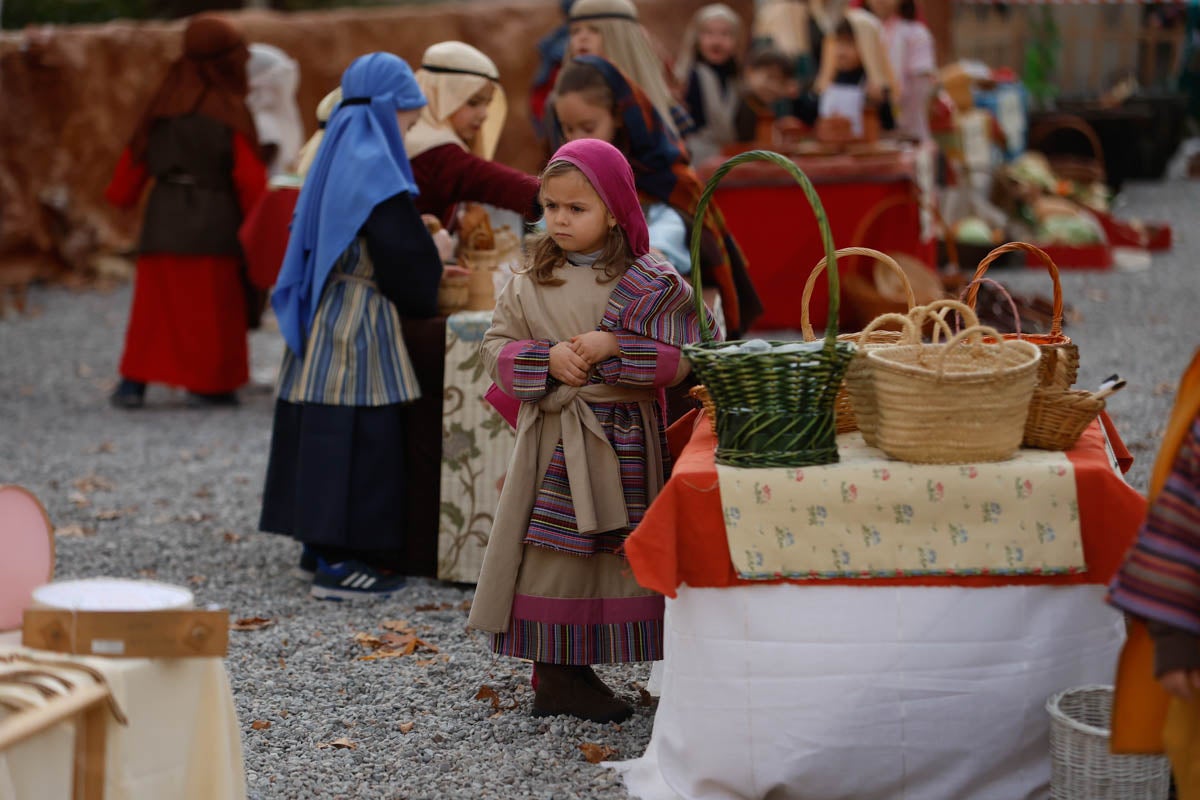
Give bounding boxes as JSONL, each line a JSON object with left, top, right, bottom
{"left": 531, "top": 663, "right": 632, "bottom": 724}
{"left": 530, "top": 663, "right": 615, "bottom": 697}
{"left": 109, "top": 379, "right": 146, "bottom": 409}
{"left": 186, "top": 391, "right": 239, "bottom": 408}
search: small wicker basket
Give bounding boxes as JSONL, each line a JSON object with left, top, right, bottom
{"left": 1046, "top": 685, "right": 1170, "bottom": 800}
{"left": 1024, "top": 387, "right": 1106, "bottom": 451}
{"left": 867, "top": 324, "right": 1041, "bottom": 463}
{"left": 799, "top": 247, "right": 915, "bottom": 434}
{"left": 682, "top": 150, "right": 855, "bottom": 468}
{"left": 964, "top": 242, "right": 1079, "bottom": 390}
{"left": 436, "top": 273, "right": 470, "bottom": 316}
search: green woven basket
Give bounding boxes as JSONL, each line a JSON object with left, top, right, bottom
{"left": 684, "top": 150, "right": 855, "bottom": 468}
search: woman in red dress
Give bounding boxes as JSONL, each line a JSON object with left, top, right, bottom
{"left": 106, "top": 15, "right": 267, "bottom": 408}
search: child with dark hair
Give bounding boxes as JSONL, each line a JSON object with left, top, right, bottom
{"left": 734, "top": 48, "right": 800, "bottom": 143}
{"left": 867, "top": 0, "right": 936, "bottom": 139}
{"left": 794, "top": 18, "right": 897, "bottom": 136}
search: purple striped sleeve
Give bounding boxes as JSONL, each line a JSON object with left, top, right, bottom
{"left": 498, "top": 339, "right": 554, "bottom": 400}
{"left": 595, "top": 334, "right": 668, "bottom": 388}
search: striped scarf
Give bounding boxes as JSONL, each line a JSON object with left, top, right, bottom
{"left": 599, "top": 255, "right": 713, "bottom": 347}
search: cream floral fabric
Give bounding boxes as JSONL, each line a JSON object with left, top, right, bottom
{"left": 718, "top": 433, "right": 1084, "bottom": 580}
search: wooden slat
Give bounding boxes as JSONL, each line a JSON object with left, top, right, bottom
{"left": 0, "top": 682, "right": 110, "bottom": 752}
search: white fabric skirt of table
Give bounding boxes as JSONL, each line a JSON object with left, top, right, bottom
{"left": 610, "top": 583, "right": 1124, "bottom": 800}
{"left": 0, "top": 638, "right": 245, "bottom": 800}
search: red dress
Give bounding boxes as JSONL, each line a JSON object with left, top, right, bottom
{"left": 106, "top": 132, "right": 266, "bottom": 394}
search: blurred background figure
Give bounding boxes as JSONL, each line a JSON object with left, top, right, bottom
{"left": 246, "top": 42, "right": 305, "bottom": 176}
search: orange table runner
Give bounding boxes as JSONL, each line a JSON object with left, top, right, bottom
{"left": 626, "top": 411, "right": 1145, "bottom": 597}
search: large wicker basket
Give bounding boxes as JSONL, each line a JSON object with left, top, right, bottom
{"left": 964, "top": 242, "right": 1079, "bottom": 389}
{"left": 867, "top": 324, "right": 1041, "bottom": 463}
{"left": 800, "top": 247, "right": 915, "bottom": 434}
{"left": 683, "top": 150, "right": 855, "bottom": 468}
{"left": 1046, "top": 685, "right": 1170, "bottom": 799}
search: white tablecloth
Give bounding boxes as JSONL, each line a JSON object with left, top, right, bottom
{"left": 609, "top": 584, "right": 1124, "bottom": 800}
{"left": 0, "top": 637, "right": 245, "bottom": 800}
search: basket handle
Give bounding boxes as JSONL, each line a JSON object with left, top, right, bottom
{"left": 855, "top": 311, "right": 921, "bottom": 345}
{"left": 800, "top": 247, "right": 913, "bottom": 342}
{"left": 849, "top": 188, "right": 956, "bottom": 274}
{"left": 958, "top": 277, "right": 1021, "bottom": 337}
{"left": 910, "top": 298, "right": 980, "bottom": 343}
{"left": 689, "top": 150, "right": 839, "bottom": 348}
{"left": 932, "top": 324, "right": 1007, "bottom": 379}
{"left": 1029, "top": 113, "right": 1105, "bottom": 167}
{"left": 965, "top": 242, "right": 1064, "bottom": 337}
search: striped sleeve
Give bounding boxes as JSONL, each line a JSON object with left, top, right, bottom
{"left": 595, "top": 334, "right": 680, "bottom": 388}
{"left": 500, "top": 339, "right": 554, "bottom": 401}
{"left": 1109, "top": 419, "right": 1200, "bottom": 635}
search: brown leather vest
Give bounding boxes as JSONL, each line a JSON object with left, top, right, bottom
{"left": 138, "top": 114, "right": 243, "bottom": 256}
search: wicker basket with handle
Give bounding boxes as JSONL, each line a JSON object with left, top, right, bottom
{"left": 1046, "top": 685, "right": 1169, "bottom": 800}
{"left": 964, "top": 242, "right": 1078, "bottom": 389}
{"left": 867, "top": 324, "right": 1041, "bottom": 463}
{"left": 683, "top": 150, "right": 855, "bottom": 468}
{"left": 800, "top": 247, "right": 914, "bottom": 434}
{"left": 1029, "top": 114, "right": 1107, "bottom": 185}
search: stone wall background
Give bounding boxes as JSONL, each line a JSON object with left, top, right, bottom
{"left": 0, "top": 0, "right": 751, "bottom": 278}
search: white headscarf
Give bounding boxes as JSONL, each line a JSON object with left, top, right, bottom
{"left": 674, "top": 3, "right": 744, "bottom": 85}
{"left": 294, "top": 88, "right": 342, "bottom": 180}
{"left": 568, "top": 0, "right": 683, "bottom": 139}
{"left": 404, "top": 42, "right": 508, "bottom": 161}
{"left": 246, "top": 43, "right": 304, "bottom": 176}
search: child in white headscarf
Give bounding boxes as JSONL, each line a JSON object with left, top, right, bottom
{"left": 405, "top": 41, "right": 541, "bottom": 227}
{"left": 676, "top": 4, "right": 747, "bottom": 164}
{"left": 246, "top": 43, "right": 305, "bottom": 176}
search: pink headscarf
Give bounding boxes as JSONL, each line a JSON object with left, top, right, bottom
{"left": 547, "top": 139, "right": 650, "bottom": 257}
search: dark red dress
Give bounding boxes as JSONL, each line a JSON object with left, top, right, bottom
{"left": 409, "top": 143, "right": 540, "bottom": 228}
{"left": 106, "top": 127, "right": 266, "bottom": 394}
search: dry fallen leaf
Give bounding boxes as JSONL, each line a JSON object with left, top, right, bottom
{"left": 222, "top": 531, "right": 243, "bottom": 544}
{"left": 94, "top": 506, "right": 137, "bottom": 521}
{"left": 278, "top": 658, "right": 286, "bottom": 669}
{"left": 68, "top": 490, "right": 90, "bottom": 508}
{"left": 474, "top": 685, "right": 519, "bottom": 713}
{"left": 231, "top": 616, "right": 275, "bottom": 632}
{"left": 381, "top": 619, "right": 413, "bottom": 633}
{"left": 72, "top": 474, "right": 114, "bottom": 493}
{"left": 637, "top": 687, "right": 655, "bottom": 707}
{"left": 354, "top": 627, "right": 438, "bottom": 660}
{"left": 187, "top": 575, "right": 208, "bottom": 586}
{"left": 85, "top": 441, "right": 117, "bottom": 455}
{"left": 399, "top": 722, "right": 415, "bottom": 734}
{"left": 459, "top": 599, "right": 472, "bottom": 612}
{"left": 1155, "top": 382, "right": 1175, "bottom": 397}
{"left": 251, "top": 720, "right": 271, "bottom": 731}
{"left": 56, "top": 524, "right": 96, "bottom": 538}
{"left": 579, "top": 743, "right": 618, "bottom": 764}
{"left": 179, "top": 510, "right": 214, "bottom": 524}
{"left": 193, "top": 486, "right": 213, "bottom": 499}
{"left": 316, "top": 737, "right": 357, "bottom": 750}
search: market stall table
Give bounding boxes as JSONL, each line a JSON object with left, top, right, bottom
{"left": 612, "top": 413, "right": 1144, "bottom": 800}
{"left": 697, "top": 145, "right": 938, "bottom": 332}
{"left": 0, "top": 633, "right": 245, "bottom": 800}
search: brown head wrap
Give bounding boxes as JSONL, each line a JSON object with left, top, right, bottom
{"left": 128, "top": 15, "right": 259, "bottom": 160}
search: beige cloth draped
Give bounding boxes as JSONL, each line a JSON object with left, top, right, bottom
{"left": 405, "top": 41, "right": 507, "bottom": 162}
{"left": 467, "top": 267, "right": 667, "bottom": 633}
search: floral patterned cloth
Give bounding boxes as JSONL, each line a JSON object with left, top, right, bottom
{"left": 718, "top": 433, "right": 1085, "bottom": 580}
{"left": 437, "top": 310, "right": 516, "bottom": 583}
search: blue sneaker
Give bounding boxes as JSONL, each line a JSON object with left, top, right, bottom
{"left": 294, "top": 545, "right": 318, "bottom": 581}
{"left": 310, "top": 559, "right": 406, "bottom": 601}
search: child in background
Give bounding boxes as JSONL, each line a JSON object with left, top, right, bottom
{"left": 246, "top": 43, "right": 305, "bottom": 176}
{"left": 1108, "top": 350, "right": 1200, "bottom": 796}
{"left": 531, "top": 0, "right": 577, "bottom": 150}
{"left": 734, "top": 48, "right": 800, "bottom": 144}
{"left": 551, "top": 55, "right": 762, "bottom": 338}
{"left": 106, "top": 15, "right": 266, "bottom": 410}
{"left": 406, "top": 41, "right": 541, "bottom": 228}
{"left": 261, "top": 53, "right": 446, "bottom": 600}
{"left": 676, "top": 3, "right": 746, "bottom": 164}
{"left": 867, "top": 0, "right": 936, "bottom": 140}
{"left": 294, "top": 88, "right": 341, "bottom": 180}
{"left": 565, "top": 0, "right": 694, "bottom": 141}
{"left": 794, "top": 18, "right": 896, "bottom": 137}
{"left": 467, "top": 138, "right": 709, "bottom": 723}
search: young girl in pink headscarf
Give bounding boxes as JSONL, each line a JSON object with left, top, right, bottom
{"left": 468, "top": 139, "right": 711, "bottom": 723}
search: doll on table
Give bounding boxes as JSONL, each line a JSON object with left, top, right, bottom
{"left": 794, "top": 18, "right": 896, "bottom": 141}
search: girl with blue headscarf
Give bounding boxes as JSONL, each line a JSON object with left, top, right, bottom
{"left": 259, "top": 53, "right": 445, "bottom": 601}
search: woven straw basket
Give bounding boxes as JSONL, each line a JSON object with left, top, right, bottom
{"left": 683, "top": 150, "right": 855, "bottom": 468}
{"left": 867, "top": 324, "right": 1041, "bottom": 463}
{"left": 800, "top": 247, "right": 916, "bottom": 434}
{"left": 964, "top": 242, "right": 1079, "bottom": 390}
{"left": 847, "top": 299, "right": 980, "bottom": 448}
{"left": 1046, "top": 685, "right": 1170, "bottom": 799}
{"left": 1025, "top": 388, "right": 1106, "bottom": 451}
{"left": 436, "top": 273, "right": 469, "bottom": 316}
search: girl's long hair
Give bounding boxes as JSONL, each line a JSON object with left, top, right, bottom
{"left": 521, "top": 160, "right": 634, "bottom": 287}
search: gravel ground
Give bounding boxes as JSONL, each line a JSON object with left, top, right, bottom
{"left": 1, "top": 177, "right": 1197, "bottom": 799}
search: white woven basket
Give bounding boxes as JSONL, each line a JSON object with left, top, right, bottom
{"left": 1046, "top": 685, "right": 1171, "bottom": 799}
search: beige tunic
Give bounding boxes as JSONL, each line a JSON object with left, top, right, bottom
{"left": 467, "top": 265, "right": 667, "bottom": 633}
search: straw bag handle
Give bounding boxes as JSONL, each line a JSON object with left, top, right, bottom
{"left": 799, "top": 247, "right": 912, "bottom": 342}
{"left": 848, "top": 189, "right": 958, "bottom": 272}
{"left": 958, "top": 277, "right": 1021, "bottom": 337}
{"left": 855, "top": 312, "right": 921, "bottom": 344}
{"left": 690, "top": 150, "right": 839, "bottom": 349}
{"left": 965, "top": 242, "right": 1064, "bottom": 337}
{"left": 931, "top": 324, "right": 1007, "bottom": 379}
{"left": 1029, "top": 113, "right": 1105, "bottom": 168}
{"left": 910, "top": 298, "right": 980, "bottom": 343}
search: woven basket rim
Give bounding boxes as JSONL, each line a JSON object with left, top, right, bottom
{"left": 1045, "top": 684, "right": 1113, "bottom": 739}
{"left": 866, "top": 339, "right": 1041, "bottom": 382}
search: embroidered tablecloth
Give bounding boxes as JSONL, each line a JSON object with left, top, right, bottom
{"left": 436, "top": 310, "right": 515, "bottom": 583}
{"left": 717, "top": 433, "right": 1085, "bottom": 580}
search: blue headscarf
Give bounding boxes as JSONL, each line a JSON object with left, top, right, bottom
{"left": 271, "top": 52, "right": 426, "bottom": 356}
